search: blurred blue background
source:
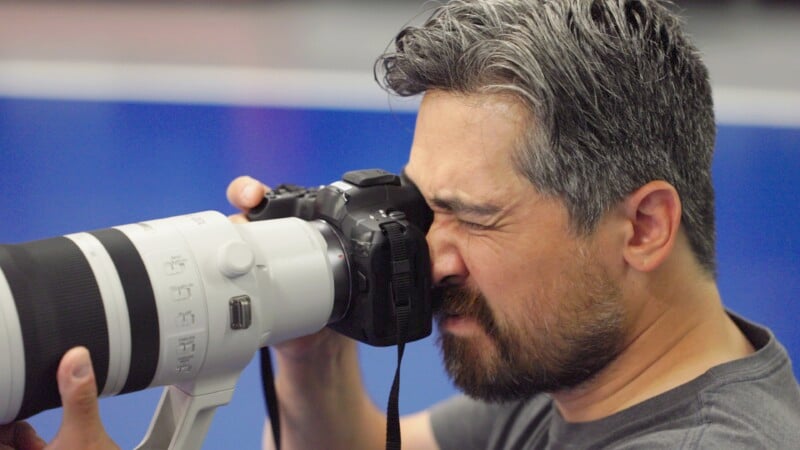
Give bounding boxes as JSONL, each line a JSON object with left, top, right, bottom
{"left": 1, "top": 1, "right": 799, "bottom": 449}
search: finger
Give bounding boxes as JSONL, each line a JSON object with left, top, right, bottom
{"left": 228, "top": 213, "right": 249, "bottom": 224}
{"left": 0, "top": 423, "right": 17, "bottom": 443}
{"left": 51, "top": 347, "right": 112, "bottom": 448}
{"left": 15, "top": 422, "right": 46, "bottom": 450}
{"left": 226, "top": 176, "right": 270, "bottom": 211}
{"left": 0, "top": 422, "right": 46, "bottom": 450}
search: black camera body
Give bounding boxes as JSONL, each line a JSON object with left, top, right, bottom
{"left": 247, "top": 169, "right": 434, "bottom": 346}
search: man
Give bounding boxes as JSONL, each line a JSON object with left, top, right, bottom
{"left": 244, "top": 0, "right": 800, "bottom": 448}
{"left": 4, "top": 0, "right": 799, "bottom": 448}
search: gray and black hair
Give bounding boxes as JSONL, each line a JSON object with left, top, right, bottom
{"left": 376, "top": 0, "right": 717, "bottom": 276}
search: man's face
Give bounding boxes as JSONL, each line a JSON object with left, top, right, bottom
{"left": 404, "top": 91, "right": 627, "bottom": 401}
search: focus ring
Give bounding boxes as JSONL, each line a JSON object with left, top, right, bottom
{"left": 0, "top": 237, "right": 109, "bottom": 421}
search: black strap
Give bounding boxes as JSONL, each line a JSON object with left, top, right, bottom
{"left": 382, "top": 221, "right": 413, "bottom": 450}
{"left": 261, "top": 347, "right": 281, "bottom": 450}
{"left": 385, "top": 310, "right": 409, "bottom": 450}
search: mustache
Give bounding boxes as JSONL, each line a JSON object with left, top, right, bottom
{"left": 436, "top": 286, "right": 498, "bottom": 336}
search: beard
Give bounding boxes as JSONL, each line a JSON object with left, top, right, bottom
{"left": 435, "top": 252, "right": 626, "bottom": 402}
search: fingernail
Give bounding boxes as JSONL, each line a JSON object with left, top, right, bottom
{"left": 241, "top": 183, "right": 257, "bottom": 203}
{"left": 72, "top": 354, "right": 91, "bottom": 381}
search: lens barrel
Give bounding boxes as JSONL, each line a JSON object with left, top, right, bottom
{"left": 0, "top": 229, "right": 159, "bottom": 422}
{"left": 0, "top": 211, "right": 340, "bottom": 423}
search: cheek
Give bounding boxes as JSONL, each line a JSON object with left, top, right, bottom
{"left": 463, "top": 236, "right": 585, "bottom": 322}
{"left": 462, "top": 239, "right": 537, "bottom": 306}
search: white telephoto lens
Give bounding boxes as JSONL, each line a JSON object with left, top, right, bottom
{"left": 0, "top": 211, "right": 341, "bottom": 422}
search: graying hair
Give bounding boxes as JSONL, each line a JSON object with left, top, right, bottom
{"left": 376, "top": 0, "right": 717, "bottom": 276}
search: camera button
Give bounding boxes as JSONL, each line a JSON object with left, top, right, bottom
{"left": 217, "top": 241, "right": 255, "bottom": 278}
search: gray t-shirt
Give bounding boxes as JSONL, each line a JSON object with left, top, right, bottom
{"left": 430, "top": 314, "right": 800, "bottom": 449}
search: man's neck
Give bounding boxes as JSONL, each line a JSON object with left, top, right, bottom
{"left": 551, "top": 271, "right": 755, "bottom": 423}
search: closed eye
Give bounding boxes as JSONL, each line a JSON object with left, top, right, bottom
{"left": 457, "top": 218, "right": 491, "bottom": 231}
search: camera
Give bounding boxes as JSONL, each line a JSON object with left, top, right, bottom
{"left": 0, "top": 168, "right": 432, "bottom": 449}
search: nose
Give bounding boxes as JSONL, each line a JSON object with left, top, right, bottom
{"left": 426, "top": 218, "right": 468, "bottom": 286}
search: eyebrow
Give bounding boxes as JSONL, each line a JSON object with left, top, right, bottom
{"left": 402, "top": 168, "right": 502, "bottom": 217}
{"left": 431, "top": 196, "right": 502, "bottom": 217}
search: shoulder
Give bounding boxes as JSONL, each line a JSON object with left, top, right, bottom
{"left": 675, "top": 314, "right": 800, "bottom": 448}
{"left": 689, "top": 360, "right": 800, "bottom": 448}
{"left": 702, "top": 315, "right": 800, "bottom": 424}
{"left": 608, "top": 314, "right": 800, "bottom": 449}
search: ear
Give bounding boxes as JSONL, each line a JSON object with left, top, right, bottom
{"left": 622, "top": 181, "right": 682, "bottom": 272}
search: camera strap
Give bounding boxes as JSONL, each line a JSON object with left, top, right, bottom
{"left": 260, "top": 220, "right": 415, "bottom": 450}
{"left": 383, "top": 220, "right": 412, "bottom": 450}
{"left": 260, "top": 347, "right": 281, "bottom": 449}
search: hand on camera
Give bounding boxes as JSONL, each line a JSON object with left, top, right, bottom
{"left": 0, "top": 347, "right": 118, "bottom": 450}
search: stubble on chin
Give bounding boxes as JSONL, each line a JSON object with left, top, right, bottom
{"left": 435, "top": 286, "right": 518, "bottom": 401}
{"left": 435, "top": 263, "right": 626, "bottom": 403}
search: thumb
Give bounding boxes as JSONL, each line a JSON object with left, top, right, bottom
{"left": 49, "top": 347, "right": 117, "bottom": 449}
{"left": 57, "top": 347, "right": 101, "bottom": 432}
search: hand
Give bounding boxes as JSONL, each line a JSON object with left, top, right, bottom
{"left": 0, "top": 421, "right": 44, "bottom": 450}
{"left": 226, "top": 175, "right": 271, "bottom": 226}
{"left": 0, "top": 347, "right": 119, "bottom": 450}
